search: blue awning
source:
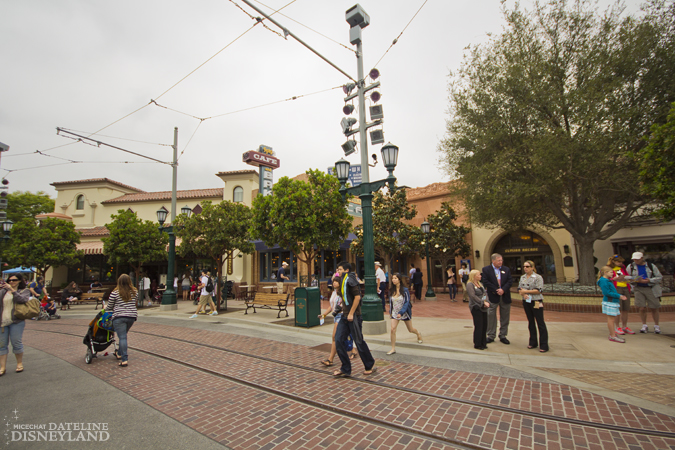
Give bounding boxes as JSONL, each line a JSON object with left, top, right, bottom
{"left": 3, "top": 266, "right": 36, "bottom": 274}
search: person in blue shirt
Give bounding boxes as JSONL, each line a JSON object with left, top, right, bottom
{"left": 597, "top": 266, "right": 627, "bottom": 343}
{"left": 28, "top": 276, "right": 45, "bottom": 300}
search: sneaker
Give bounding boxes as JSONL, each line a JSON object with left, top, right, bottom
{"left": 622, "top": 327, "right": 635, "bottom": 335}
{"left": 654, "top": 325, "right": 661, "bottom": 334}
{"left": 640, "top": 325, "right": 648, "bottom": 333}
{"left": 609, "top": 336, "right": 626, "bottom": 343}
{"left": 210, "top": 311, "right": 218, "bottom": 316}
{"left": 189, "top": 314, "right": 198, "bottom": 319}
{"left": 615, "top": 327, "right": 625, "bottom": 335}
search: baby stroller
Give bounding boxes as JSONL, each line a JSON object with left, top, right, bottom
{"left": 83, "top": 310, "right": 117, "bottom": 364}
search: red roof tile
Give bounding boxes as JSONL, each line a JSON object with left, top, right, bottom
{"left": 51, "top": 178, "right": 144, "bottom": 192}
{"left": 77, "top": 226, "right": 109, "bottom": 237}
{"left": 101, "top": 188, "right": 224, "bottom": 204}
{"left": 216, "top": 170, "right": 258, "bottom": 176}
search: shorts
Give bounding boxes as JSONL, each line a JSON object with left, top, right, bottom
{"left": 634, "top": 287, "right": 660, "bottom": 309}
{"left": 199, "top": 294, "right": 212, "bottom": 306}
{"left": 615, "top": 286, "right": 631, "bottom": 312}
{"left": 334, "top": 312, "right": 343, "bottom": 324}
{"left": 602, "top": 301, "right": 620, "bottom": 317}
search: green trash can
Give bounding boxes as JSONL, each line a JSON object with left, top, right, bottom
{"left": 295, "top": 286, "right": 321, "bottom": 328}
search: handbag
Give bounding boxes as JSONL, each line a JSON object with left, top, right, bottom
{"left": 462, "top": 274, "right": 469, "bottom": 283}
{"left": 14, "top": 297, "right": 41, "bottom": 320}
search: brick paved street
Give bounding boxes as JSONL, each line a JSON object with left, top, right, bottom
{"left": 10, "top": 317, "right": 675, "bottom": 450}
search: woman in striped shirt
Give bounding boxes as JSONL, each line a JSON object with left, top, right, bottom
{"left": 104, "top": 274, "right": 138, "bottom": 367}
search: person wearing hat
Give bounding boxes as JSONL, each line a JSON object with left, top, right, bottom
{"left": 375, "top": 262, "right": 387, "bottom": 312}
{"left": 606, "top": 255, "right": 634, "bottom": 335}
{"left": 625, "top": 252, "right": 663, "bottom": 334}
{"left": 276, "top": 262, "right": 289, "bottom": 294}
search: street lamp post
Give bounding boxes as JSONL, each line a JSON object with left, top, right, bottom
{"left": 336, "top": 143, "right": 399, "bottom": 333}
{"left": 0, "top": 220, "right": 13, "bottom": 276}
{"left": 156, "top": 206, "right": 191, "bottom": 311}
{"left": 421, "top": 221, "right": 436, "bottom": 299}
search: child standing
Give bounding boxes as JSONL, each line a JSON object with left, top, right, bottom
{"left": 597, "top": 266, "right": 627, "bottom": 343}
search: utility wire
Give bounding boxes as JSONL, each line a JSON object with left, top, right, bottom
{"left": 2, "top": 142, "right": 76, "bottom": 157}
{"left": 56, "top": 128, "right": 172, "bottom": 147}
{"left": 373, "top": 0, "right": 429, "bottom": 69}
{"left": 178, "top": 120, "right": 204, "bottom": 161}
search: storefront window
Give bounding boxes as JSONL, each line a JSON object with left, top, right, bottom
{"left": 259, "top": 249, "right": 296, "bottom": 282}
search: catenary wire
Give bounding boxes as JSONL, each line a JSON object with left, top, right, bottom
{"left": 372, "top": 0, "right": 429, "bottom": 69}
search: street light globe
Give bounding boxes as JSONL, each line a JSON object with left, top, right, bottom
{"left": 156, "top": 208, "right": 168, "bottom": 226}
{"left": 381, "top": 142, "right": 399, "bottom": 171}
{"left": 2, "top": 220, "right": 13, "bottom": 233}
{"left": 334, "top": 158, "right": 351, "bottom": 185}
{"left": 421, "top": 221, "right": 430, "bottom": 234}
{"left": 181, "top": 205, "right": 192, "bottom": 218}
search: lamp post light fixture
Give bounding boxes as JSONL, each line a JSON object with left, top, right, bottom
{"left": 0, "top": 220, "right": 13, "bottom": 276}
{"left": 421, "top": 220, "right": 436, "bottom": 299}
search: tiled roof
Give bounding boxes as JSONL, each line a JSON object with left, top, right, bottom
{"left": 50, "top": 178, "right": 144, "bottom": 192}
{"left": 102, "top": 188, "right": 224, "bottom": 204}
{"left": 216, "top": 170, "right": 258, "bottom": 176}
{"left": 35, "top": 213, "right": 72, "bottom": 221}
{"left": 77, "top": 226, "right": 109, "bottom": 237}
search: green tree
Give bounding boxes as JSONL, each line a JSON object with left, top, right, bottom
{"left": 174, "top": 200, "right": 255, "bottom": 309}
{"left": 425, "top": 202, "right": 472, "bottom": 289}
{"left": 438, "top": 0, "right": 675, "bottom": 285}
{"left": 640, "top": 102, "right": 675, "bottom": 220}
{"left": 5, "top": 218, "right": 81, "bottom": 278}
{"left": 251, "top": 169, "right": 352, "bottom": 282}
{"left": 102, "top": 210, "right": 168, "bottom": 286}
{"left": 350, "top": 188, "right": 419, "bottom": 275}
{"left": 6, "top": 191, "right": 55, "bottom": 223}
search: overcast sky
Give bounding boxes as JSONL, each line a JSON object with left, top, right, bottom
{"left": 1, "top": 0, "right": 645, "bottom": 201}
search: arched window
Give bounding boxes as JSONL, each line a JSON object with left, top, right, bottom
{"left": 233, "top": 186, "right": 244, "bottom": 203}
{"left": 76, "top": 195, "right": 85, "bottom": 210}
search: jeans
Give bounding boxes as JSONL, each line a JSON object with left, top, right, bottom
{"left": 448, "top": 284, "right": 457, "bottom": 300}
{"left": 335, "top": 316, "right": 375, "bottom": 376}
{"left": 0, "top": 320, "right": 25, "bottom": 355}
{"left": 113, "top": 317, "right": 135, "bottom": 362}
{"left": 378, "top": 282, "right": 387, "bottom": 311}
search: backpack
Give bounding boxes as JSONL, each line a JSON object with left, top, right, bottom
{"left": 629, "top": 261, "right": 656, "bottom": 278}
{"left": 462, "top": 273, "right": 469, "bottom": 284}
{"left": 205, "top": 277, "right": 214, "bottom": 293}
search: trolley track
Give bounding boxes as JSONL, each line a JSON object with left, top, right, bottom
{"left": 31, "top": 321, "right": 675, "bottom": 444}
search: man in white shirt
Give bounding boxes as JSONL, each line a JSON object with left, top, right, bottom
{"left": 190, "top": 270, "right": 218, "bottom": 318}
{"left": 375, "top": 262, "right": 387, "bottom": 312}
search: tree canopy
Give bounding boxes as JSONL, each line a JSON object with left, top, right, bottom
{"left": 6, "top": 191, "right": 55, "bottom": 223}
{"left": 640, "top": 102, "right": 675, "bottom": 220}
{"left": 5, "top": 218, "right": 81, "bottom": 277}
{"left": 438, "top": 0, "right": 675, "bottom": 284}
{"left": 174, "top": 200, "right": 255, "bottom": 308}
{"left": 102, "top": 209, "right": 168, "bottom": 283}
{"left": 424, "top": 202, "right": 472, "bottom": 286}
{"left": 350, "top": 188, "right": 420, "bottom": 273}
{"left": 251, "top": 169, "right": 352, "bottom": 282}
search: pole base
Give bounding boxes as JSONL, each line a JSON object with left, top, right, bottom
{"left": 159, "top": 303, "right": 178, "bottom": 311}
{"left": 362, "top": 319, "right": 387, "bottom": 335}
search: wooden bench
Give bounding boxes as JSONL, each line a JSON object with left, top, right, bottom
{"left": 75, "top": 292, "right": 106, "bottom": 309}
{"left": 244, "top": 292, "right": 289, "bottom": 318}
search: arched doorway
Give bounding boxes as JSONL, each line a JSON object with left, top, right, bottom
{"left": 492, "top": 231, "right": 557, "bottom": 284}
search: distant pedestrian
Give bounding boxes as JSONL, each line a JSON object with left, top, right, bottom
{"left": 411, "top": 268, "right": 423, "bottom": 301}
{"left": 482, "top": 253, "right": 513, "bottom": 345}
{"left": 386, "top": 273, "right": 422, "bottom": 355}
{"left": 375, "top": 262, "right": 387, "bottom": 312}
{"left": 333, "top": 262, "right": 376, "bottom": 377}
{"left": 598, "top": 266, "right": 627, "bottom": 343}
{"left": 28, "top": 276, "right": 45, "bottom": 300}
{"left": 61, "top": 281, "right": 81, "bottom": 310}
{"left": 625, "top": 252, "right": 663, "bottom": 334}
{"left": 190, "top": 270, "right": 218, "bottom": 318}
{"left": 607, "top": 255, "right": 633, "bottom": 335}
{"left": 104, "top": 274, "right": 138, "bottom": 367}
{"left": 446, "top": 266, "right": 457, "bottom": 301}
{"left": 409, "top": 264, "right": 416, "bottom": 281}
{"left": 466, "top": 269, "right": 490, "bottom": 350}
{"left": 458, "top": 263, "right": 469, "bottom": 302}
{"left": 276, "top": 262, "right": 289, "bottom": 294}
{"left": 518, "top": 260, "right": 549, "bottom": 352}
{"left": 181, "top": 273, "right": 191, "bottom": 301}
{"left": 0, "top": 274, "right": 31, "bottom": 375}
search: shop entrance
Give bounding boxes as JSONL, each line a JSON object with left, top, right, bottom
{"left": 494, "top": 231, "right": 557, "bottom": 284}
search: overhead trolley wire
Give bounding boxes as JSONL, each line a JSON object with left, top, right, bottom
{"left": 372, "top": 0, "right": 429, "bottom": 69}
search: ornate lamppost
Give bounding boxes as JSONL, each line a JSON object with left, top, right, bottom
{"left": 421, "top": 220, "right": 436, "bottom": 299}
{"left": 0, "top": 220, "right": 13, "bottom": 276}
{"left": 157, "top": 205, "right": 191, "bottom": 311}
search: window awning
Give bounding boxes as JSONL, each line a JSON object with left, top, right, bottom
{"left": 77, "top": 241, "right": 104, "bottom": 255}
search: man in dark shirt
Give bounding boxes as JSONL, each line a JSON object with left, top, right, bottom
{"left": 333, "top": 261, "right": 376, "bottom": 377}
{"left": 276, "top": 262, "right": 289, "bottom": 293}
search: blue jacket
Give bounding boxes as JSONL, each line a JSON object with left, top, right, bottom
{"left": 389, "top": 286, "right": 412, "bottom": 318}
{"left": 597, "top": 277, "right": 621, "bottom": 304}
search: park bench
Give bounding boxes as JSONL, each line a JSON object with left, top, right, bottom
{"left": 76, "top": 292, "right": 106, "bottom": 309}
{"left": 244, "top": 292, "right": 289, "bottom": 318}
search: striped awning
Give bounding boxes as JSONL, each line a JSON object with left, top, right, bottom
{"left": 77, "top": 241, "right": 104, "bottom": 255}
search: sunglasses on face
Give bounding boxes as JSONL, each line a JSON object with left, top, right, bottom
{"left": 523, "top": 265, "right": 531, "bottom": 268}
{"left": 7, "top": 279, "right": 18, "bottom": 282}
